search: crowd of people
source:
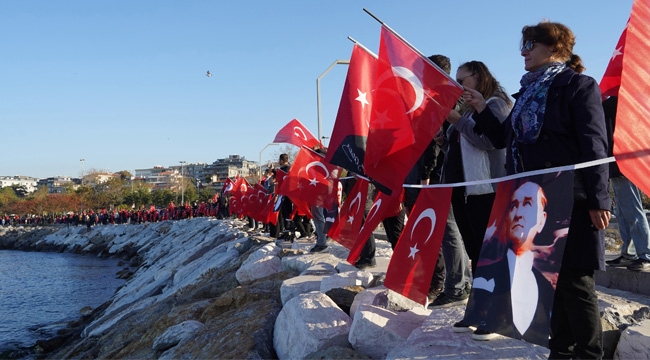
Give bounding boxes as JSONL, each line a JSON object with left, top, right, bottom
{"left": 1, "top": 200, "right": 228, "bottom": 228}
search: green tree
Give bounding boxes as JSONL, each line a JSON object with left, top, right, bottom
{"left": 116, "top": 170, "right": 133, "bottom": 180}
{"left": 198, "top": 187, "right": 215, "bottom": 203}
{"left": 123, "top": 186, "right": 151, "bottom": 210}
{"left": 0, "top": 186, "right": 19, "bottom": 212}
{"left": 151, "top": 189, "right": 175, "bottom": 208}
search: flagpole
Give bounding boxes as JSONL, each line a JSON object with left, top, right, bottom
{"left": 362, "top": 8, "right": 460, "bottom": 86}
{"left": 347, "top": 37, "right": 378, "bottom": 59}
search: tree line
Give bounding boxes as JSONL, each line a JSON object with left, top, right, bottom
{"left": 0, "top": 171, "right": 218, "bottom": 217}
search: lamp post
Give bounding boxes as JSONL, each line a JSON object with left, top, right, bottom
{"left": 316, "top": 59, "right": 349, "bottom": 140}
{"left": 259, "top": 143, "right": 279, "bottom": 179}
{"left": 179, "top": 161, "right": 186, "bottom": 205}
{"left": 79, "top": 159, "right": 85, "bottom": 213}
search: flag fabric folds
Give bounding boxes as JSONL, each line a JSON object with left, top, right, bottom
{"left": 364, "top": 25, "right": 463, "bottom": 195}
{"left": 285, "top": 147, "right": 341, "bottom": 209}
{"left": 599, "top": 21, "right": 628, "bottom": 100}
{"left": 273, "top": 118, "right": 320, "bottom": 148}
{"left": 328, "top": 177, "right": 370, "bottom": 250}
{"left": 346, "top": 189, "right": 401, "bottom": 265}
{"left": 325, "top": 43, "right": 377, "bottom": 176}
{"left": 610, "top": 0, "right": 650, "bottom": 196}
{"left": 383, "top": 187, "right": 452, "bottom": 305}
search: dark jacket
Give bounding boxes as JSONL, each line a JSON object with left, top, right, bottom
{"left": 463, "top": 249, "right": 554, "bottom": 347}
{"left": 474, "top": 67, "right": 610, "bottom": 270}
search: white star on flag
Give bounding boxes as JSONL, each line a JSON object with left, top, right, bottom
{"left": 347, "top": 215, "right": 355, "bottom": 224}
{"left": 355, "top": 89, "right": 369, "bottom": 109}
{"left": 309, "top": 178, "right": 318, "bottom": 186}
{"left": 408, "top": 244, "right": 420, "bottom": 259}
{"left": 611, "top": 46, "right": 623, "bottom": 61}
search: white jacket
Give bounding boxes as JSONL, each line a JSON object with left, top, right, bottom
{"left": 451, "top": 97, "right": 511, "bottom": 196}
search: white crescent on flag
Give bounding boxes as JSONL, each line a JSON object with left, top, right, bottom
{"left": 293, "top": 126, "right": 308, "bottom": 141}
{"left": 305, "top": 161, "right": 330, "bottom": 179}
{"left": 362, "top": 198, "right": 382, "bottom": 229}
{"left": 411, "top": 208, "right": 437, "bottom": 245}
{"left": 392, "top": 66, "right": 425, "bottom": 114}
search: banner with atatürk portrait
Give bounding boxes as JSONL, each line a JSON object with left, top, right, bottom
{"left": 463, "top": 170, "right": 575, "bottom": 347}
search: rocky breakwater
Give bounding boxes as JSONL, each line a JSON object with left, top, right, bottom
{"left": 2, "top": 218, "right": 650, "bottom": 359}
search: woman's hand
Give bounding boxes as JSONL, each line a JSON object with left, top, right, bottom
{"left": 589, "top": 209, "right": 611, "bottom": 230}
{"left": 462, "top": 88, "right": 487, "bottom": 113}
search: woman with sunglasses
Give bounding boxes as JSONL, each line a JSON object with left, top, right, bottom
{"left": 464, "top": 21, "right": 610, "bottom": 359}
{"left": 431, "top": 61, "right": 512, "bottom": 308}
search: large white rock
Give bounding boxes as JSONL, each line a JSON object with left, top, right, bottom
{"left": 614, "top": 319, "right": 650, "bottom": 359}
{"left": 235, "top": 243, "right": 282, "bottom": 283}
{"left": 273, "top": 292, "right": 353, "bottom": 360}
{"left": 280, "top": 274, "right": 327, "bottom": 306}
{"left": 350, "top": 286, "right": 423, "bottom": 319}
{"left": 281, "top": 252, "right": 341, "bottom": 274}
{"left": 349, "top": 304, "right": 430, "bottom": 359}
{"left": 320, "top": 270, "right": 374, "bottom": 293}
{"left": 386, "top": 306, "right": 549, "bottom": 359}
{"left": 152, "top": 320, "right": 205, "bottom": 351}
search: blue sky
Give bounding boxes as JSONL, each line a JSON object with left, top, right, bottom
{"left": 1, "top": 0, "right": 632, "bottom": 179}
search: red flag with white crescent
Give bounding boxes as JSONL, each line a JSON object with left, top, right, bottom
{"left": 384, "top": 187, "right": 452, "bottom": 305}
{"left": 328, "top": 177, "right": 369, "bottom": 250}
{"left": 273, "top": 118, "right": 320, "bottom": 148}
{"left": 285, "top": 147, "right": 341, "bottom": 208}
{"left": 347, "top": 189, "right": 401, "bottom": 265}
{"left": 364, "top": 25, "right": 463, "bottom": 195}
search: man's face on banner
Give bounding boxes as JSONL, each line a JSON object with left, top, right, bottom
{"left": 507, "top": 182, "right": 547, "bottom": 253}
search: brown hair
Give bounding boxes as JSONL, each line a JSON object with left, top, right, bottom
{"left": 458, "top": 60, "right": 513, "bottom": 113}
{"left": 521, "top": 21, "right": 585, "bottom": 74}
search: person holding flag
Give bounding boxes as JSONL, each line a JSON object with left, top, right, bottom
{"left": 466, "top": 21, "right": 610, "bottom": 358}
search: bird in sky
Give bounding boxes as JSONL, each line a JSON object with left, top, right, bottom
{"left": 206, "top": 70, "right": 211, "bottom": 77}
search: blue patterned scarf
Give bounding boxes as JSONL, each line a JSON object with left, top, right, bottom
{"left": 510, "top": 62, "right": 565, "bottom": 172}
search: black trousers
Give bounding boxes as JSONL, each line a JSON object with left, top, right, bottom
{"left": 451, "top": 187, "right": 495, "bottom": 275}
{"left": 549, "top": 266, "right": 603, "bottom": 359}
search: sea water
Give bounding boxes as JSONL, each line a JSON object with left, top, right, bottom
{"left": 0, "top": 249, "right": 125, "bottom": 354}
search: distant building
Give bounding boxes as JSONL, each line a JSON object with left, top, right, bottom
{"left": 37, "top": 176, "right": 75, "bottom": 194}
{"left": 0, "top": 176, "right": 39, "bottom": 194}
{"left": 204, "top": 155, "right": 258, "bottom": 188}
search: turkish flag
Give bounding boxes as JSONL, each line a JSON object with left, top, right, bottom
{"left": 384, "top": 187, "right": 452, "bottom": 305}
{"left": 600, "top": 21, "right": 628, "bottom": 100}
{"left": 347, "top": 189, "right": 401, "bottom": 265}
{"left": 611, "top": 0, "right": 650, "bottom": 196}
{"left": 262, "top": 194, "right": 279, "bottom": 225}
{"left": 229, "top": 177, "right": 250, "bottom": 216}
{"left": 249, "top": 184, "right": 269, "bottom": 221}
{"left": 328, "top": 177, "right": 370, "bottom": 250}
{"left": 222, "top": 177, "right": 235, "bottom": 194}
{"left": 325, "top": 44, "right": 376, "bottom": 176}
{"left": 275, "top": 169, "right": 289, "bottom": 196}
{"left": 364, "top": 26, "right": 463, "bottom": 195}
{"left": 273, "top": 118, "right": 320, "bottom": 148}
{"left": 285, "top": 147, "right": 341, "bottom": 209}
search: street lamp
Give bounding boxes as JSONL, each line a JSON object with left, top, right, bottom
{"left": 79, "top": 159, "right": 85, "bottom": 213}
{"left": 79, "top": 159, "right": 85, "bottom": 183}
{"left": 179, "top": 161, "right": 186, "bottom": 205}
{"left": 316, "top": 59, "right": 349, "bottom": 140}
{"left": 259, "top": 143, "right": 279, "bottom": 179}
